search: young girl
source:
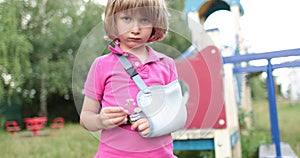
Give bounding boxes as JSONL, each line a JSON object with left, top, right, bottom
{"left": 80, "top": 0, "right": 180, "bottom": 157}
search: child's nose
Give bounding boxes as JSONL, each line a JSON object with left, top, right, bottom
{"left": 131, "top": 22, "right": 141, "bottom": 34}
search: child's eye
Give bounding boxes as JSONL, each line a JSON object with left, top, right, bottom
{"left": 121, "top": 16, "right": 131, "bottom": 23}
{"left": 140, "top": 18, "right": 151, "bottom": 25}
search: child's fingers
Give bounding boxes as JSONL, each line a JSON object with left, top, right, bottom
{"left": 99, "top": 107, "right": 129, "bottom": 129}
{"left": 102, "top": 115, "right": 128, "bottom": 128}
{"left": 131, "top": 121, "right": 139, "bottom": 130}
{"left": 104, "top": 112, "right": 127, "bottom": 118}
{"left": 139, "top": 127, "right": 150, "bottom": 136}
{"left": 131, "top": 118, "right": 149, "bottom": 131}
{"left": 102, "top": 107, "right": 128, "bottom": 114}
{"left": 101, "top": 107, "right": 128, "bottom": 118}
{"left": 137, "top": 121, "right": 150, "bottom": 131}
{"left": 109, "top": 115, "right": 128, "bottom": 125}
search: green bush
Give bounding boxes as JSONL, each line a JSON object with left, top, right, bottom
{"left": 174, "top": 150, "right": 214, "bottom": 158}
{"left": 247, "top": 74, "right": 267, "bottom": 101}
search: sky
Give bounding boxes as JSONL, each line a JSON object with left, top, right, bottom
{"left": 240, "top": 0, "right": 300, "bottom": 95}
{"left": 240, "top": 0, "right": 300, "bottom": 53}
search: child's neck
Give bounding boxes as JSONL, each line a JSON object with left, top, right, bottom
{"left": 120, "top": 44, "right": 148, "bottom": 63}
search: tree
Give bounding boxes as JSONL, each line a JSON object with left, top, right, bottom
{"left": 0, "top": 0, "right": 104, "bottom": 116}
{"left": 20, "top": 0, "right": 104, "bottom": 116}
{"left": 246, "top": 72, "right": 267, "bottom": 100}
{"left": 0, "top": 0, "right": 33, "bottom": 105}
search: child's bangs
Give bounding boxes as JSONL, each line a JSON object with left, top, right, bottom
{"left": 115, "top": 0, "right": 160, "bottom": 18}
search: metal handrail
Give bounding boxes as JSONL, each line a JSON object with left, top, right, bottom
{"left": 223, "top": 48, "right": 300, "bottom": 157}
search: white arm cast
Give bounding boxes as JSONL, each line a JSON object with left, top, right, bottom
{"left": 137, "top": 80, "right": 187, "bottom": 137}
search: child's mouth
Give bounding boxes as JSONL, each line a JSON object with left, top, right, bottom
{"left": 128, "top": 38, "right": 141, "bottom": 41}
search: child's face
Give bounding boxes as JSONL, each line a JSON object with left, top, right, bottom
{"left": 116, "top": 11, "right": 154, "bottom": 50}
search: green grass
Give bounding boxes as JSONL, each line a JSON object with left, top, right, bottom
{"left": 252, "top": 99, "right": 300, "bottom": 156}
{"left": 1, "top": 99, "right": 299, "bottom": 157}
{"left": 0, "top": 124, "right": 99, "bottom": 158}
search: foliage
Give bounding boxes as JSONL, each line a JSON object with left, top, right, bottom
{"left": 238, "top": 108, "right": 270, "bottom": 158}
{"left": 0, "top": 112, "right": 4, "bottom": 129}
{"left": 0, "top": 0, "right": 105, "bottom": 116}
{"left": 246, "top": 72, "right": 267, "bottom": 101}
{"left": 167, "top": 0, "right": 185, "bottom": 11}
{"left": 22, "top": 0, "right": 104, "bottom": 116}
{"left": 253, "top": 99, "right": 300, "bottom": 156}
{"left": 0, "top": 0, "right": 33, "bottom": 104}
{"left": 174, "top": 150, "right": 215, "bottom": 158}
{"left": 239, "top": 99, "right": 300, "bottom": 157}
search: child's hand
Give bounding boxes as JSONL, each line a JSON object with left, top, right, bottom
{"left": 131, "top": 118, "right": 150, "bottom": 136}
{"left": 97, "top": 107, "right": 129, "bottom": 129}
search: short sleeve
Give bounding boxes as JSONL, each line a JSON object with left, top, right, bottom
{"left": 168, "top": 58, "right": 179, "bottom": 83}
{"left": 84, "top": 58, "right": 104, "bottom": 101}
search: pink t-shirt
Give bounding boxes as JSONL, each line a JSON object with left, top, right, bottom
{"left": 84, "top": 45, "right": 178, "bottom": 158}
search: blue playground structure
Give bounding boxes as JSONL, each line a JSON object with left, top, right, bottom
{"left": 223, "top": 48, "right": 300, "bottom": 157}
{"left": 172, "top": 0, "right": 299, "bottom": 157}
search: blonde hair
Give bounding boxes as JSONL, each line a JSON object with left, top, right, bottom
{"left": 104, "top": 0, "right": 169, "bottom": 42}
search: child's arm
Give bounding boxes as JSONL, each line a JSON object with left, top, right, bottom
{"left": 80, "top": 96, "right": 129, "bottom": 131}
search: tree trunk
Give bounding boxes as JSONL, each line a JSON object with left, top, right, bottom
{"left": 39, "top": 72, "right": 47, "bottom": 117}
{"left": 38, "top": 0, "right": 48, "bottom": 117}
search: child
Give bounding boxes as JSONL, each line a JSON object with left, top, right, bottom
{"left": 80, "top": 0, "right": 180, "bottom": 157}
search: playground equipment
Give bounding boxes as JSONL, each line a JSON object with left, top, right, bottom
{"left": 223, "top": 48, "right": 300, "bottom": 157}
{"left": 173, "top": 45, "right": 241, "bottom": 157}
{"left": 172, "top": 0, "right": 299, "bottom": 157}
{"left": 24, "top": 117, "right": 48, "bottom": 136}
{"left": 5, "top": 121, "right": 21, "bottom": 138}
{"left": 51, "top": 117, "right": 65, "bottom": 129}
{"left": 171, "top": 0, "right": 244, "bottom": 157}
{"left": 51, "top": 117, "right": 65, "bottom": 136}
{"left": 5, "top": 117, "right": 65, "bottom": 137}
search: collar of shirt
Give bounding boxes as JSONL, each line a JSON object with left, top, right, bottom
{"left": 108, "top": 44, "right": 165, "bottom": 64}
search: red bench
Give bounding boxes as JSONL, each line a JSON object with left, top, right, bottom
{"left": 51, "top": 117, "right": 65, "bottom": 129}
{"left": 5, "top": 121, "right": 21, "bottom": 137}
{"left": 50, "top": 117, "right": 64, "bottom": 136}
{"left": 24, "top": 117, "right": 47, "bottom": 136}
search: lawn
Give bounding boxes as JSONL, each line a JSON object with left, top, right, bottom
{"left": 252, "top": 99, "right": 300, "bottom": 156}
{"left": 0, "top": 99, "right": 299, "bottom": 157}
{"left": 0, "top": 124, "right": 100, "bottom": 158}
